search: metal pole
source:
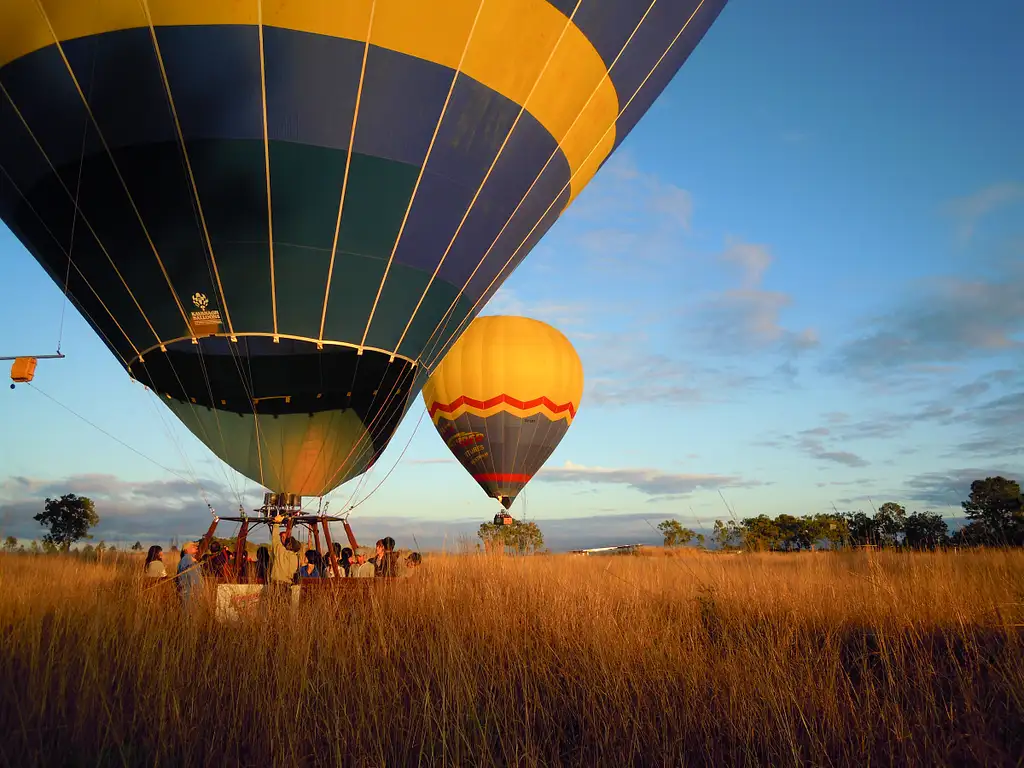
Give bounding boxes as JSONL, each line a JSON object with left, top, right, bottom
{"left": 342, "top": 519, "right": 359, "bottom": 550}
{"left": 0, "top": 353, "right": 66, "bottom": 360}
{"left": 197, "top": 519, "right": 218, "bottom": 559}
{"left": 321, "top": 518, "right": 342, "bottom": 579}
{"left": 234, "top": 520, "right": 250, "bottom": 583}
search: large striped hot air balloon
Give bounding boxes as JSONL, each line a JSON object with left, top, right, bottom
{"left": 0, "top": 0, "right": 727, "bottom": 498}
{"left": 422, "top": 316, "right": 583, "bottom": 510}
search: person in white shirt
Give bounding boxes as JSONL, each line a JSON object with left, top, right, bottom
{"left": 144, "top": 545, "right": 167, "bottom": 578}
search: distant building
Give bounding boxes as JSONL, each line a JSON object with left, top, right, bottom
{"left": 568, "top": 544, "right": 642, "bottom": 556}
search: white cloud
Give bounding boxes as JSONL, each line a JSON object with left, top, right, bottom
{"left": 833, "top": 260, "right": 1024, "bottom": 375}
{"left": 480, "top": 287, "right": 593, "bottom": 329}
{"left": 536, "top": 461, "right": 758, "bottom": 497}
{"left": 0, "top": 474, "right": 251, "bottom": 543}
{"left": 562, "top": 151, "right": 693, "bottom": 269}
{"left": 688, "top": 239, "right": 820, "bottom": 355}
{"left": 946, "top": 182, "right": 1024, "bottom": 243}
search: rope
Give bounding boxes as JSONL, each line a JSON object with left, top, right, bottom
{"left": 419, "top": 0, "right": 704, "bottom": 372}
{"left": 139, "top": 383, "right": 218, "bottom": 511}
{"left": 358, "top": 0, "right": 486, "bottom": 350}
{"left": 27, "top": 383, "right": 196, "bottom": 486}
{"left": 350, "top": 404, "right": 427, "bottom": 510}
{"left": 57, "top": 42, "right": 95, "bottom": 356}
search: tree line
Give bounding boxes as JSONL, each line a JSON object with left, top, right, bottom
{"left": 4, "top": 477, "right": 1021, "bottom": 556}
{"left": 659, "top": 476, "right": 1024, "bottom": 551}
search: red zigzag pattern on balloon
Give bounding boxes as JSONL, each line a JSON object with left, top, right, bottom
{"left": 427, "top": 393, "right": 577, "bottom": 419}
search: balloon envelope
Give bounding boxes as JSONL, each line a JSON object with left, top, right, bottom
{"left": 422, "top": 315, "right": 583, "bottom": 507}
{"left": 0, "top": 0, "right": 726, "bottom": 494}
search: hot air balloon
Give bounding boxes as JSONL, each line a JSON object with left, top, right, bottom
{"left": 422, "top": 315, "right": 583, "bottom": 514}
{"left": 0, "top": 0, "right": 727, "bottom": 499}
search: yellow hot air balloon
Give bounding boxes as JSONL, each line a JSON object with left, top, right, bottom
{"left": 422, "top": 315, "right": 583, "bottom": 512}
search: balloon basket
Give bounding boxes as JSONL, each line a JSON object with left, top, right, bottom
{"left": 193, "top": 510, "right": 357, "bottom": 583}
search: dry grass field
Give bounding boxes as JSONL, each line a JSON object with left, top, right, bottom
{"left": 1, "top": 549, "right": 1022, "bottom": 766}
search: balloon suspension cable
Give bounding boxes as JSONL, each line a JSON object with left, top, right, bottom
{"left": 56, "top": 46, "right": 96, "bottom": 357}
{"left": 351, "top": 406, "right": 427, "bottom": 510}
{"left": 26, "top": 383, "right": 202, "bottom": 493}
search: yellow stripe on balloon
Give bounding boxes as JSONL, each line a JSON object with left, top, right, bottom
{"left": 0, "top": 0, "right": 618, "bottom": 199}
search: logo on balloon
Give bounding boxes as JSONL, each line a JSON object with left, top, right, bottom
{"left": 189, "top": 291, "right": 222, "bottom": 335}
{"left": 447, "top": 431, "right": 485, "bottom": 449}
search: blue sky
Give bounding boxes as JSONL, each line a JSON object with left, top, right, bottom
{"left": 2, "top": 0, "right": 1022, "bottom": 550}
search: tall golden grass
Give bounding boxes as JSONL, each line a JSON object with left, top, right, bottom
{"left": 1, "top": 549, "right": 1022, "bottom": 766}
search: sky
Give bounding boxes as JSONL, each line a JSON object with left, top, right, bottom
{"left": 1, "top": 0, "right": 1022, "bottom": 551}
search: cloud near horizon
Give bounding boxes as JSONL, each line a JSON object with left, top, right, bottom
{"left": 0, "top": 473, "right": 715, "bottom": 551}
{"left": 0, "top": 474, "right": 244, "bottom": 544}
{"left": 536, "top": 461, "right": 758, "bottom": 498}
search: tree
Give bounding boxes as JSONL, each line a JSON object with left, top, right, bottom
{"left": 712, "top": 520, "right": 742, "bottom": 550}
{"left": 696, "top": 534, "right": 706, "bottom": 548}
{"left": 903, "top": 511, "right": 948, "bottom": 550}
{"left": 2, "top": 535, "right": 17, "bottom": 553}
{"left": 657, "top": 519, "right": 696, "bottom": 547}
{"left": 845, "top": 511, "right": 880, "bottom": 546}
{"left": 961, "top": 477, "right": 1024, "bottom": 546}
{"left": 477, "top": 520, "right": 545, "bottom": 555}
{"left": 777, "top": 514, "right": 815, "bottom": 551}
{"left": 132, "top": 541, "right": 143, "bottom": 551}
{"left": 874, "top": 502, "right": 907, "bottom": 547}
{"left": 33, "top": 494, "right": 98, "bottom": 552}
{"left": 950, "top": 521, "right": 989, "bottom": 548}
{"left": 739, "top": 515, "right": 781, "bottom": 551}
{"left": 811, "top": 513, "right": 850, "bottom": 550}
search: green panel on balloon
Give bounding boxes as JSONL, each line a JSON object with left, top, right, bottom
{"left": 166, "top": 401, "right": 372, "bottom": 495}
{"left": 269, "top": 142, "right": 349, "bottom": 250}
{"left": 320, "top": 251, "right": 386, "bottom": 345}
{"left": 213, "top": 241, "right": 275, "bottom": 335}
{"left": 394, "top": 286, "right": 474, "bottom": 361}
{"left": 335, "top": 154, "right": 418, "bottom": 259}
{"left": 274, "top": 243, "right": 332, "bottom": 339}
{"left": 186, "top": 140, "right": 270, "bottom": 246}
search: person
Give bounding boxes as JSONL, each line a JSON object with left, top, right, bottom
{"left": 349, "top": 546, "right": 375, "bottom": 578}
{"left": 255, "top": 546, "right": 271, "bottom": 583}
{"left": 207, "top": 541, "right": 229, "bottom": 578}
{"left": 296, "top": 550, "right": 322, "bottom": 580}
{"left": 372, "top": 537, "right": 398, "bottom": 577}
{"left": 175, "top": 540, "right": 204, "bottom": 608}
{"left": 144, "top": 545, "right": 166, "bottom": 578}
{"left": 340, "top": 546, "right": 353, "bottom": 577}
{"left": 323, "top": 544, "right": 345, "bottom": 578}
{"left": 269, "top": 516, "right": 301, "bottom": 586}
{"left": 235, "top": 550, "right": 251, "bottom": 583}
{"left": 400, "top": 551, "right": 422, "bottom": 577}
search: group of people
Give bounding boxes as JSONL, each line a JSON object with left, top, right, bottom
{"left": 143, "top": 516, "right": 422, "bottom": 606}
